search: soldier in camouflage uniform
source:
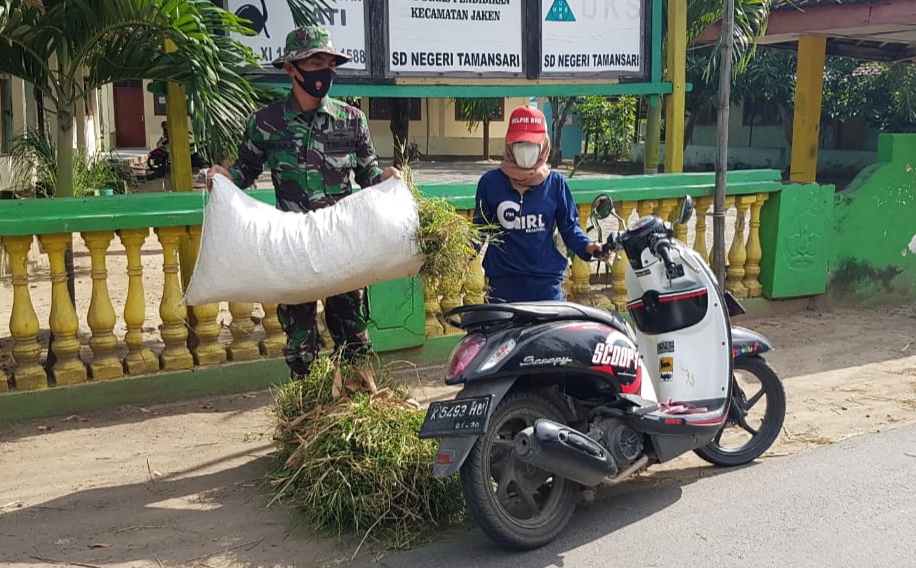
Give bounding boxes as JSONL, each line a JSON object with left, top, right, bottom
{"left": 209, "top": 26, "right": 400, "bottom": 378}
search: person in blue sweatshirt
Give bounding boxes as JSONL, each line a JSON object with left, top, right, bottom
{"left": 473, "top": 105, "right": 605, "bottom": 303}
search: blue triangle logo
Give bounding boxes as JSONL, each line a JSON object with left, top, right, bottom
{"left": 546, "top": 0, "right": 576, "bottom": 21}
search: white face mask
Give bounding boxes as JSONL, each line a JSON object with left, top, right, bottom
{"left": 513, "top": 142, "right": 541, "bottom": 169}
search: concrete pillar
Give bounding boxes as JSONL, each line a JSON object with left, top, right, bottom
{"left": 789, "top": 36, "right": 827, "bottom": 183}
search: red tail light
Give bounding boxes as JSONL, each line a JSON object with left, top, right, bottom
{"left": 447, "top": 334, "right": 487, "bottom": 380}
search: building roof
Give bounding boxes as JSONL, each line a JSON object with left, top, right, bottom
{"left": 771, "top": 0, "right": 874, "bottom": 10}
{"left": 699, "top": 0, "right": 916, "bottom": 62}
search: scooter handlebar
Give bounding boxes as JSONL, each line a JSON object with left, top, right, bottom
{"left": 604, "top": 231, "right": 623, "bottom": 252}
{"left": 651, "top": 238, "right": 684, "bottom": 279}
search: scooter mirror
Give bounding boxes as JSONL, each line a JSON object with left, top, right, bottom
{"left": 591, "top": 194, "right": 615, "bottom": 220}
{"left": 676, "top": 195, "right": 694, "bottom": 224}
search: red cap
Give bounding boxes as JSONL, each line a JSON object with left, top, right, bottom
{"left": 506, "top": 106, "right": 547, "bottom": 144}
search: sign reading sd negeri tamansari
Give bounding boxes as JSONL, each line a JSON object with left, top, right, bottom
{"left": 388, "top": 0, "right": 524, "bottom": 75}
{"left": 541, "top": 0, "right": 643, "bottom": 76}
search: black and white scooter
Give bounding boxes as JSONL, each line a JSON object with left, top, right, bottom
{"left": 418, "top": 194, "right": 786, "bottom": 550}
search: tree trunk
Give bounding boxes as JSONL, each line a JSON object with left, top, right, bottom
{"left": 54, "top": 43, "right": 78, "bottom": 305}
{"left": 777, "top": 102, "right": 794, "bottom": 147}
{"left": 482, "top": 119, "right": 490, "bottom": 160}
{"left": 643, "top": 95, "right": 662, "bottom": 174}
{"left": 34, "top": 86, "right": 46, "bottom": 134}
{"left": 713, "top": 0, "right": 735, "bottom": 290}
{"left": 549, "top": 97, "right": 574, "bottom": 168}
{"left": 57, "top": 108, "right": 75, "bottom": 198}
{"left": 684, "top": 112, "right": 698, "bottom": 152}
{"left": 388, "top": 98, "right": 410, "bottom": 168}
{"left": 75, "top": 89, "right": 87, "bottom": 154}
{"left": 57, "top": 106, "right": 77, "bottom": 304}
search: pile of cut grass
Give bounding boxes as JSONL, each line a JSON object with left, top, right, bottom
{"left": 404, "top": 163, "right": 494, "bottom": 292}
{"left": 270, "top": 356, "right": 466, "bottom": 549}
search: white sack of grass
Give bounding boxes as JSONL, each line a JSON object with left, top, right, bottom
{"left": 184, "top": 175, "right": 424, "bottom": 306}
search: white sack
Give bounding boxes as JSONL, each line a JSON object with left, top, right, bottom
{"left": 183, "top": 174, "right": 424, "bottom": 306}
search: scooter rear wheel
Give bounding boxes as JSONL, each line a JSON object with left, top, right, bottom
{"left": 694, "top": 356, "right": 786, "bottom": 467}
{"left": 459, "top": 390, "right": 580, "bottom": 550}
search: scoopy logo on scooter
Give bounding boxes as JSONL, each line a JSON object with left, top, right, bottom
{"left": 591, "top": 338, "right": 639, "bottom": 371}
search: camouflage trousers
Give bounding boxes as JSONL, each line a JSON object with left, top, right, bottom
{"left": 277, "top": 288, "right": 372, "bottom": 378}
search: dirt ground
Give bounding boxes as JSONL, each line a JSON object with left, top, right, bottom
{"left": 1, "top": 303, "right": 915, "bottom": 568}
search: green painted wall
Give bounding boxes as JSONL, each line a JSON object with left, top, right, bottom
{"left": 759, "top": 182, "right": 835, "bottom": 298}
{"left": 827, "top": 133, "right": 916, "bottom": 302}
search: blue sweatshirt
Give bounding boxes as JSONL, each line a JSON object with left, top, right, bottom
{"left": 473, "top": 169, "right": 592, "bottom": 282}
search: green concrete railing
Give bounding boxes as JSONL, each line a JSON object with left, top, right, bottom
{"left": 1, "top": 167, "right": 843, "bottom": 422}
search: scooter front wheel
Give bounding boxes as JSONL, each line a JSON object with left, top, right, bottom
{"left": 694, "top": 356, "right": 786, "bottom": 467}
{"left": 459, "top": 390, "right": 580, "bottom": 550}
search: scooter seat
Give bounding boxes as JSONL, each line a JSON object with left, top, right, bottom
{"left": 449, "top": 301, "right": 632, "bottom": 337}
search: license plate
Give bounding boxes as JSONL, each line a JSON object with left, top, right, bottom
{"left": 417, "top": 395, "right": 493, "bottom": 439}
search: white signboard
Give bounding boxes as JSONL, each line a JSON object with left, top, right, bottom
{"left": 226, "top": 0, "right": 367, "bottom": 71}
{"left": 541, "top": 0, "right": 643, "bottom": 75}
{"left": 388, "top": 0, "right": 523, "bottom": 75}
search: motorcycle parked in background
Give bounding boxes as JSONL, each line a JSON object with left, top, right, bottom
{"left": 419, "top": 194, "right": 786, "bottom": 550}
{"left": 146, "top": 122, "right": 208, "bottom": 179}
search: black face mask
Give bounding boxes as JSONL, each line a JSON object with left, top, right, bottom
{"left": 294, "top": 65, "right": 334, "bottom": 99}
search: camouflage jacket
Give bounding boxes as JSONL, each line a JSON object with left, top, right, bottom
{"left": 229, "top": 95, "right": 383, "bottom": 212}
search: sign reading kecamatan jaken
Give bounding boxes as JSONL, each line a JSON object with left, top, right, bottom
{"left": 388, "top": 0, "right": 524, "bottom": 75}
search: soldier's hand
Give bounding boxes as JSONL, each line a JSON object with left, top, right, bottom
{"left": 206, "top": 165, "right": 231, "bottom": 191}
{"left": 381, "top": 167, "right": 401, "bottom": 181}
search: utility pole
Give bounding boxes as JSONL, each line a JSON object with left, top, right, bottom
{"left": 713, "top": 0, "right": 735, "bottom": 289}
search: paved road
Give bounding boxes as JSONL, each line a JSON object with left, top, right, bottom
{"left": 363, "top": 425, "right": 916, "bottom": 568}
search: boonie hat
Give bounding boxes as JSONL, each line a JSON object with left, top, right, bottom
{"left": 506, "top": 106, "right": 548, "bottom": 144}
{"left": 271, "top": 26, "right": 351, "bottom": 69}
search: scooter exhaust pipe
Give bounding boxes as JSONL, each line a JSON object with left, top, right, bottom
{"left": 514, "top": 419, "right": 618, "bottom": 487}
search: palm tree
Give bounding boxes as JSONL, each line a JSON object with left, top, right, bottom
{"left": 0, "top": 0, "right": 269, "bottom": 198}
{"left": 642, "top": 0, "right": 771, "bottom": 174}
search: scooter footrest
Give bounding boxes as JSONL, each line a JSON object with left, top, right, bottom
{"left": 619, "top": 394, "right": 659, "bottom": 415}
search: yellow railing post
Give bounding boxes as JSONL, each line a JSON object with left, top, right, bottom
{"left": 743, "top": 193, "right": 768, "bottom": 297}
{"left": 227, "top": 302, "right": 261, "bottom": 361}
{"left": 185, "top": 225, "right": 227, "bottom": 366}
{"left": 658, "top": 198, "right": 679, "bottom": 226}
{"left": 459, "top": 208, "right": 487, "bottom": 305}
{"left": 673, "top": 198, "right": 690, "bottom": 244}
{"left": 118, "top": 228, "right": 159, "bottom": 376}
{"left": 258, "top": 303, "right": 286, "bottom": 357}
{"left": 423, "top": 277, "right": 445, "bottom": 338}
{"left": 81, "top": 230, "right": 123, "bottom": 380}
{"left": 636, "top": 199, "right": 657, "bottom": 219}
{"left": 319, "top": 308, "right": 335, "bottom": 352}
{"left": 726, "top": 196, "right": 753, "bottom": 298}
{"left": 39, "top": 233, "right": 88, "bottom": 386}
{"left": 571, "top": 203, "right": 593, "bottom": 299}
{"left": 463, "top": 253, "right": 487, "bottom": 305}
{"left": 439, "top": 278, "right": 464, "bottom": 335}
{"left": 1, "top": 235, "right": 46, "bottom": 390}
{"left": 611, "top": 201, "right": 638, "bottom": 310}
{"left": 155, "top": 226, "right": 194, "bottom": 370}
{"left": 693, "top": 196, "right": 714, "bottom": 262}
